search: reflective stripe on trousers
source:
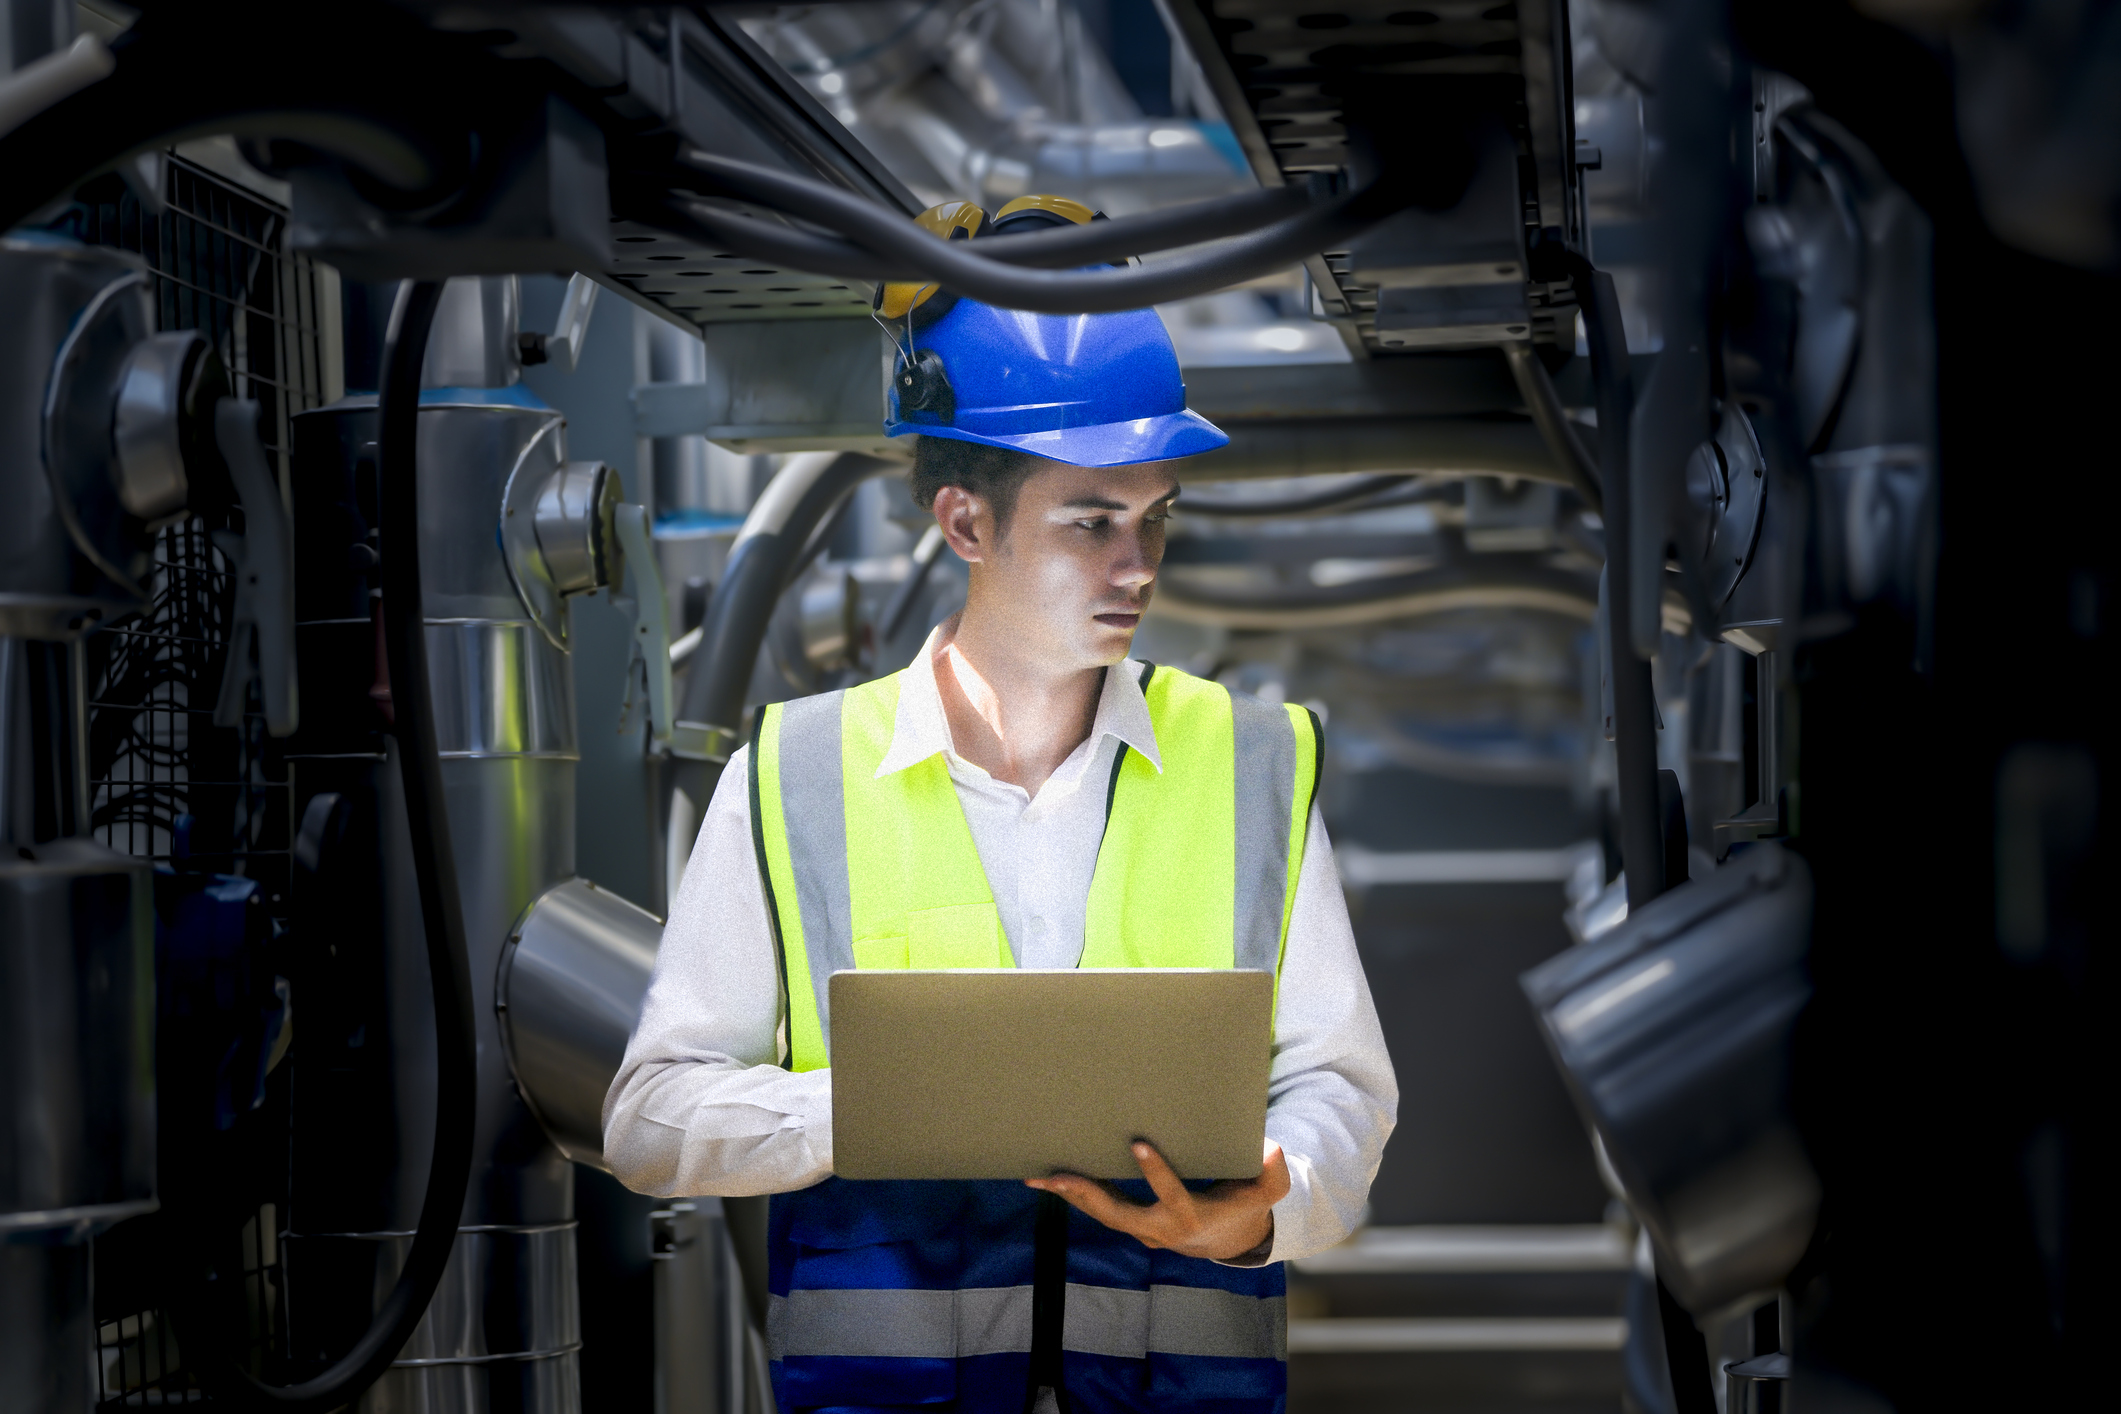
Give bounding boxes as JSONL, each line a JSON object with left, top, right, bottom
{"left": 767, "top": 1282, "right": 1287, "bottom": 1362}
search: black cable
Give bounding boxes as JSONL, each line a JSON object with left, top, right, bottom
{"left": 879, "top": 525, "right": 947, "bottom": 642}
{"left": 678, "top": 455, "right": 890, "bottom": 746}
{"left": 0, "top": 4, "right": 473, "bottom": 233}
{"left": 672, "top": 151, "right": 1319, "bottom": 268}
{"left": 1176, "top": 474, "right": 1417, "bottom": 518}
{"left": 183, "top": 279, "right": 474, "bottom": 1411}
{"left": 661, "top": 153, "right": 1390, "bottom": 314}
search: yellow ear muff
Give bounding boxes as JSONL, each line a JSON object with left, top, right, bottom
{"left": 875, "top": 200, "right": 989, "bottom": 321}
{"left": 991, "top": 194, "right": 1100, "bottom": 229}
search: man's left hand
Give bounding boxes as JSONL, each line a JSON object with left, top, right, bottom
{"left": 1026, "top": 1140, "right": 1289, "bottom": 1262}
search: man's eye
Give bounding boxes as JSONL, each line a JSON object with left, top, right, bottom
{"left": 1076, "top": 517, "right": 1109, "bottom": 530}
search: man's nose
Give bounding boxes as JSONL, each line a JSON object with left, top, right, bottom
{"left": 1110, "top": 533, "right": 1158, "bottom": 588}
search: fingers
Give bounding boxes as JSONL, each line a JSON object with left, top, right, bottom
{"left": 1025, "top": 1174, "right": 1154, "bottom": 1240}
{"left": 1131, "top": 1142, "right": 1192, "bottom": 1210}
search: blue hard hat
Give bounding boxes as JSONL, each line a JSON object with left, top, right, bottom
{"left": 882, "top": 296, "right": 1229, "bottom": 467}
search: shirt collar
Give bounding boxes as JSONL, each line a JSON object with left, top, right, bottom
{"left": 875, "top": 624, "right": 1163, "bottom": 779}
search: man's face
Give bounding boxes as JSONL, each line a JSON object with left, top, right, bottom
{"left": 941, "top": 458, "right": 1178, "bottom": 671}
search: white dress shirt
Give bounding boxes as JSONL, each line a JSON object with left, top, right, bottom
{"left": 604, "top": 633, "right": 1397, "bottom": 1264}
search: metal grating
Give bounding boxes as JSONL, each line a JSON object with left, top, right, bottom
{"left": 608, "top": 215, "right": 876, "bottom": 325}
{"left": 1171, "top": 0, "right": 1580, "bottom": 353}
{"left": 54, "top": 150, "right": 335, "bottom": 1407}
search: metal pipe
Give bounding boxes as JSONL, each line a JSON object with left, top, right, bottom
{"left": 1152, "top": 562, "right": 1599, "bottom": 631}
{"left": 1176, "top": 474, "right": 1416, "bottom": 518}
{"left": 1180, "top": 417, "right": 1561, "bottom": 485}
{"left": 1503, "top": 343, "right": 1602, "bottom": 512}
{"left": 672, "top": 451, "right": 894, "bottom": 764}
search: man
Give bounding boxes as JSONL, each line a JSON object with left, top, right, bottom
{"left": 606, "top": 197, "right": 1396, "bottom": 1414}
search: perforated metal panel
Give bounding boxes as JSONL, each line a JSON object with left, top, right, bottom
{"left": 608, "top": 217, "right": 875, "bottom": 326}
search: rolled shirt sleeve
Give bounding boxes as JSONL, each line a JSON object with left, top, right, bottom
{"left": 603, "top": 745, "right": 836, "bottom": 1198}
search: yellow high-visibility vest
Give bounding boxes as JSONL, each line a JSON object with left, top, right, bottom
{"left": 749, "top": 662, "right": 1320, "bottom": 1072}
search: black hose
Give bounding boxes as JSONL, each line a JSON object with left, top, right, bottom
{"left": 673, "top": 151, "right": 1320, "bottom": 268}
{"left": 0, "top": 4, "right": 473, "bottom": 232}
{"left": 1177, "top": 474, "right": 1417, "bottom": 518}
{"left": 879, "top": 525, "right": 947, "bottom": 643}
{"left": 676, "top": 454, "right": 893, "bottom": 752}
{"left": 1571, "top": 256, "right": 1665, "bottom": 910}
{"left": 664, "top": 199, "right": 1371, "bottom": 315}
{"left": 661, "top": 155, "right": 1394, "bottom": 314}
{"left": 190, "top": 280, "right": 474, "bottom": 1410}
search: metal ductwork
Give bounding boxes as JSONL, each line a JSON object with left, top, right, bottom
{"left": 1521, "top": 842, "right": 1819, "bottom": 1318}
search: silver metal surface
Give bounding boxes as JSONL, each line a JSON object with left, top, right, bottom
{"left": 631, "top": 320, "right": 891, "bottom": 454}
{"left": 498, "top": 877, "right": 662, "bottom": 1170}
{"left": 795, "top": 565, "right": 857, "bottom": 671}
{"left": 111, "top": 331, "right": 206, "bottom": 521}
{"left": 0, "top": 1241, "right": 93, "bottom": 1414}
{"left": 0, "top": 238, "right": 152, "bottom": 636}
{"left": 41, "top": 266, "right": 153, "bottom": 597}
{"left": 497, "top": 414, "right": 572, "bottom": 648}
{"left": 533, "top": 461, "right": 620, "bottom": 597}
{"left": 0, "top": 838, "right": 156, "bottom": 1236}
{"left": 417, "top": 402, "right": 568, "bottom": 621}
{"left": 424, "top": 620, "right": 577, "bottom": 760}
{"left": 282, "top": 1223, "right": 581, "bottom": 1414}
{"left": 423, "top": 275, "right": 524, "bottom": 391}
{"left": 1522, "top": 842, "right": 1819, "bottom": 1316}
{"left": 652, "top": 1201, "right": 749, "bottom": 1414}
{"left": 1686, "top": 403, "right": 1769, "bottom": 606}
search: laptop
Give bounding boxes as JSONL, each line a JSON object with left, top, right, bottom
{"left": 829, "top": 968, "right": 1274, "bottom": 1182}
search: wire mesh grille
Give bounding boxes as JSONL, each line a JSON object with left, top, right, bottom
{"left": 62, "top": 151, "right": 335, "bottom": 1408}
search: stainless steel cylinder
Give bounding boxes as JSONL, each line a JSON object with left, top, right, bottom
{"left": 289, "top": 331, "right": 597, "bottom": 1409}
{"left": 497, "top": 878, "right": 662, "bottom": 1170}
{"left": 0, "top": 237, "right": 155, "bottom": 639}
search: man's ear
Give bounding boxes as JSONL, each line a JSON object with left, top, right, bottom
{"left": 932, "top": 484, "right": 990, "bottom": 564}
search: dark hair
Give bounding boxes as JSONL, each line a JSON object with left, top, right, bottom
{"left": 909, "top": 435, "right": 1044, "bottom": 528}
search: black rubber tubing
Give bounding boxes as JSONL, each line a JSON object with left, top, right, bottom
{"left": 675, "top": 150, "right": 1321, "bottom": 268}
{"left": 196, "top": 279, "right": 476, "bottom": 1410}
{"left": 661, "top": 154, "right": 1397, "bottom": 315}
{"left": 1572, "top": 255, "right": 1667, "bottom": 910}
{"left": 676, "top": 453, "right": 890, "bottom": 743}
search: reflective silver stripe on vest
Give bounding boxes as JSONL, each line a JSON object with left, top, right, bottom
{"left": 766, "top": 1284, "right": 1285, "bottom": 1362}
{"left": 768, "top": 1286, "right": 1033, "bottom": 1359}
{"left": 775, "top": 691, "right": 853, "bottom": 1046}
{"left": 1148, "top": 1285, "right": 1289, "bottom": 1361}
{"left": 1062, "top": 1283, "right": 1287, "bottom": 1362}
{"left": 1229, "top": 692, "right": 1299, "bottom": 974}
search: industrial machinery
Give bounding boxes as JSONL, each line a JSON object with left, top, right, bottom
{"left": 2, "top": 1, "right": 2108, "bottom": 1412}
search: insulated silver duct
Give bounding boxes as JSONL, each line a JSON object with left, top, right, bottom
{"left": 287, "top": 275, "right": 663, "bottom": 1412}
{"left": 497, "top": 878, "right": 663, "bottom": 1172}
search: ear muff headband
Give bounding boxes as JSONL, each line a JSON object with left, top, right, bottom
{"left": 875, "top": 200, "right": 987, "bottom": 321}
{"left": 874, "top": 195, "right": 1107, "bottom": 427}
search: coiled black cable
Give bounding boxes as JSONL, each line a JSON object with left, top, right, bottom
{"left": 183, "top": 279, "right": 475, "bottom": 1411}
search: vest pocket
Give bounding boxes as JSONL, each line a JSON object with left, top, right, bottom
{"left": 907, "top": 901, "right": 1007, "bottom": 968}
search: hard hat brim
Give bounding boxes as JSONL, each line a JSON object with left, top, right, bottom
{"left": 885, "top": 407, "right": 1229, "bottom": 468}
